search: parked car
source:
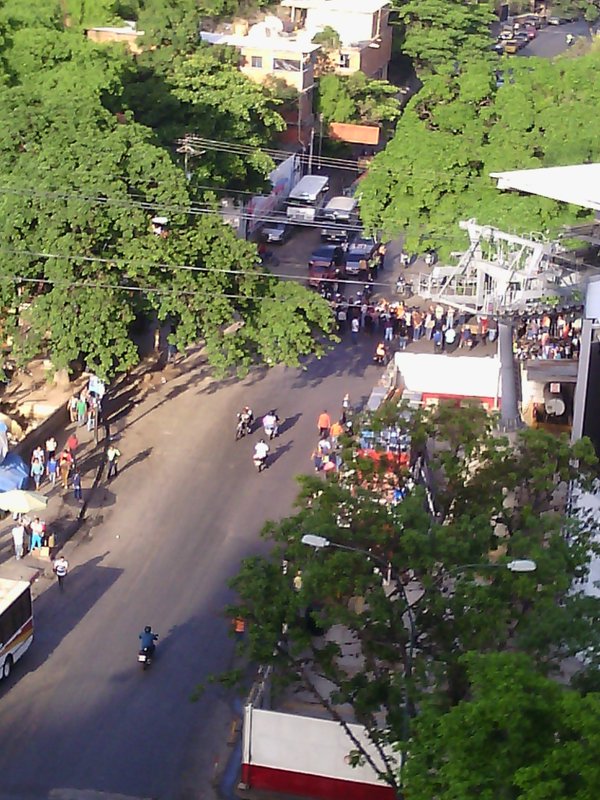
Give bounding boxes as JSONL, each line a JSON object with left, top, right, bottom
{"left": 503, "top": 39, "right": 521, "bottom": 54}
{"left": 308, "top": 262, "right": 340, "bottom": 288}
{"left": 548, "top": 14, "right": 576, "bottom": 24}
{"left": 260, "top": 220, "right": 292, "bottom": 244}
{"left": 514, "top": 31, "right": 530, "bottom": 46}
{"left": 320, "top": 196, "right": 359, "bottom": 243}
{"left": 345, "top": 233, "right": 378, "bottom": 275}
{"left": 308, "top": 244, "right": 344, "bottom": 269}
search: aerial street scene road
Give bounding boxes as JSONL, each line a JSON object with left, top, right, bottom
{"left": 0, "top": 2, "right": 600, "bottom": 800}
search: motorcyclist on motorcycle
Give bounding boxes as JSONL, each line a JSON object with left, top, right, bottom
{"left": 236, "top": 406, "right": 254, "bottom": 439}
{"left": 139, "top": 625, "right": 158, "bottom": 655}
{"left": 262, "top": 411, "right": 279, "bottom": 439}
{"left": 239, "top": 406, "right": 254, "bottom": 425}
{"left": 254, "top": 439, "right": 269, "bottom": 470}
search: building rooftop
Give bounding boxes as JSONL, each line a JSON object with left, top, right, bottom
{"left": 491, "top": 163, "right": 600, "bottom": 212}
{"left": 281, "top": 0, "right": 391, "bottom": 13}
{"left": 200, "top": 30, "right": 320, "bottom": 54}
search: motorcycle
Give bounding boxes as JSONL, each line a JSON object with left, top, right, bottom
{"left": 138, "top": 638, "right": 158, "bottom": 671}
{"left": 263, "top": 422, "right": 279, "bottom": 440}
{"left": 253, "top": 454, "right": 267, "bottom": 472}
{"left": 236, "top": 415, "right": 252, "bottom": 440}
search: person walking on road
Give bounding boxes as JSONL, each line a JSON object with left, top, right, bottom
{"left": 68, "top": 395, "right": 78, "bottom": 423}
{"left": 53, "top": 554, "right": 69, "bottom": 591}
{"left": 351, "top": 317, "right": 359, "bottom": 344}
{"left": 30, "top": 457, "right": 44, "bottom": 490}
{"left": 45, "top": 436, "right": 57, "bottom": 462}
{"left": 59, "top": 450, "right": 72, "bottom": 490}
{"left": 76, "top": 395, "right": 87, "bottom": 427}
{"left": 72, "top": 469, "right": 82, "bottom": 502}
{"left": 318, "top": 411, "right": 331, "bottom": 438}
{"left": 46, "top": 454, "right": 58, "bottom": 487}
{"left": 12, "top": 522, "right": 24, "bottom": 560}
{"left": 107, "top": 444, "right": 121, "bottom": 479}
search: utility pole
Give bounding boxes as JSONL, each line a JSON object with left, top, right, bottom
{"left": 317, "top": 114, "right": 324, "bottom": 171}
{"left": 307, "top": 126, "right": 315, "bottom": 174}
{"left": 176, "top": 137, "right": 205, "bottom": 181}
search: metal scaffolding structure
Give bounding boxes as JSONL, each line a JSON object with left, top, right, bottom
{"left": 414, "top": 219, "right": 584, "bottom": 315}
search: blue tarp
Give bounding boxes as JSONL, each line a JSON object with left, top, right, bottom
{"left": 0, "top": 452, "right": 29, "bottom": 492}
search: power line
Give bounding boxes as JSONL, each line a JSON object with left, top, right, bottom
{"left": 0, "top": 247, "right": 392, "bottom": 291}
{"left": 179, "top": 136, "right": 365, "bottom": 172}
{"left": 0, "top": 185, "right": 368, "bottom": 235}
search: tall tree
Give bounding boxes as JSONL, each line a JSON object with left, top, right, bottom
{"left": 317, "top": 72, "right": 401, "bottom": 128}
{"left": 0, "top": 19, "right": 332, "bottom": 378}
{"left": 404, "top": 652, "right": 600, "bottom": 800}
{"left": 226, "top": 403, "right": 600, "bottom": 793}
{"left": 359, "top": 51, "right": 600, "bottom": 255}
{"left": 394, "top": 0, "right": 496, "bottom": 75}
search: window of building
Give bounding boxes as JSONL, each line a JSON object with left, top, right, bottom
{"left": 251, "top": 55, "right": 263, "bottom": 68}
{"left": 338, "top": 53, "right": 350, "bottom": 69}
{"left": 273, "top": 58, "right": 301, "bottom": 72}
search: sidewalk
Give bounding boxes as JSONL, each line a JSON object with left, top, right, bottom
{"left": 0, "top": 414, "right": 107, "bottom": 588}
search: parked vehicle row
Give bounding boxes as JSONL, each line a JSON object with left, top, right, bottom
{"left": 307, "top": 232, "right": 379, "bottom": 286}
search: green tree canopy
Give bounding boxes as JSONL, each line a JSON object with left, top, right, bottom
{"left": 0, "top": 11, "right": 332, "bottom": 379}
{"left": 359, "top": 50, "right": 600, "bottom": 255}
{"left": 405, "top": 652, "right": 600, "bottom": 800}
{"left": 317, "top": 72, "right": 401, "bottom": 128}
{"left": 394, "top": 0, "right": 496, "bottom": 75}
{"left": 226, "top": 403, "right": 600, "bottom": 792}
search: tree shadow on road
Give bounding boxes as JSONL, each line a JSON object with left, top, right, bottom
{"left": 0, "top": 553, "right": 122, "bottom": 692}
{"left": 291, "top": 339, "right": 380, "bottom": 390}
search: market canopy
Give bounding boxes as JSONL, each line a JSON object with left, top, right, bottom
{"left": 490, "top": 163, "right": 600, "bottom": 212}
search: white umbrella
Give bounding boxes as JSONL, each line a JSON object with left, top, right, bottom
{"left": 0, "top": 489, "right": 48, "bottom": 514}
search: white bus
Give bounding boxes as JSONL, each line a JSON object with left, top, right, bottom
{"left": 0, "top": 578, "right": 33, "bottom": 680}
{"left": 286, "top": 175, "right": 329, "bottom": 223}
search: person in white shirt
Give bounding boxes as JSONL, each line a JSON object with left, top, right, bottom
{"left": 53, "top": 554, "right": 69, "bottom": 591}
{"left": 254, "top": 440, "right": 269, "bottom": 459}
{"left": 262, "top": 412, "right": 279, "bottom": 438}
{"left": 253, "top": 440, "right": 269, "bottom": 470}
{"left": 12, "top": 523, "right": 24, "bottom": 560}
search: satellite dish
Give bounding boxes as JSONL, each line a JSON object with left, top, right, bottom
{"left": 247, "top": 22, "right": 268, "bottom": 38}
{"left": 264, "top": 15, "right": 284, "bottom": 34}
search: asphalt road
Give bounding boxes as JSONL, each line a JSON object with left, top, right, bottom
{"left": 518, "top": 19, "right": 594, "bottom": 57}
{"left": 0, "top": 227, "right": 388, "bottom": 800}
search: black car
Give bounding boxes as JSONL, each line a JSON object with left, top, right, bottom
{"left": 309, "top": 244, "right": 345, "bottom": 269}
{"left": 260, "top": 220, "right": 292, "bottom": 244}
{"left": 345, "top": 233, "right": 378, "bottom": 274}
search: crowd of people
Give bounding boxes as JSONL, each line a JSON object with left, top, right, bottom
{"left": 29, "top": 433, "right": 81, "bottom": 494}
{"left": 67, "top": 386, "right": 101, "bottom": 431}
{"left": 513, "top": 309, "right": 583, "bottom": 361}
{"left": 310, "top": 397, "right": 351, "bottom": 476}
{"left": 325, "top": 292, "right": 501, "bottom": 360}
{"left": 10, "top": 378, "right": 113, "bottom": 563}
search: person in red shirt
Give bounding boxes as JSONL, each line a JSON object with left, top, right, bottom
{"left": 66, "top": 433, "right": 78, "bottom": 454}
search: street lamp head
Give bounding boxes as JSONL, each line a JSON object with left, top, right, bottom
{"left": 301, "top": 534, "right": 331, "bottom": 549}
{"left": 506, "top": 559, "right": 537, "bottom": 573}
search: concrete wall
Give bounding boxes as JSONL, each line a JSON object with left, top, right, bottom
{"left": 240, "top": 47, "right": 315, "bottom": 91}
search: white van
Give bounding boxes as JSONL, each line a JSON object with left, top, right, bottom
{"left": 286, "top": 175, "right": 329, "bottom": 223}
{"left": 322, "top": 196, "right": 358, "bottom": 221}
{"left": 321, "top": 196, "right": 359, "bottom": 242}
